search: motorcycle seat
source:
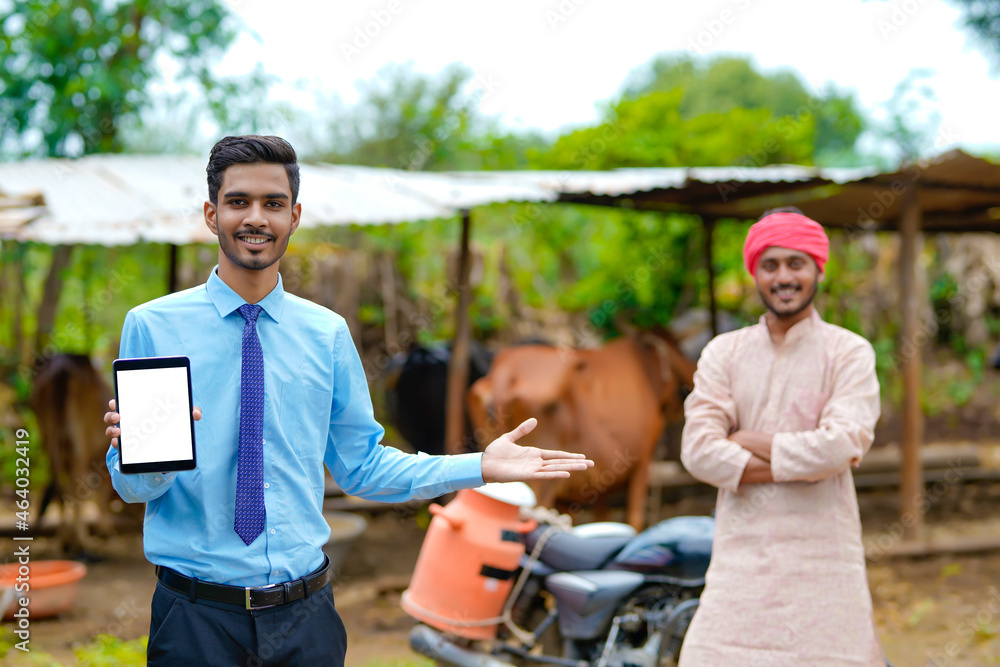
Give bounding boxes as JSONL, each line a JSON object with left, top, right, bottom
{"left": 526, "top": 528, "right": 633, "bottom": 572}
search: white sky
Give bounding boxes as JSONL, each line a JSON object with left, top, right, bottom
{"left": 217, "top": 0, "right": 1000, "bottom": 153}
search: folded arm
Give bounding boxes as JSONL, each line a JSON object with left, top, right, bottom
{"left": 768, "top": 342, "right": 880, "bottom": 483}
{"left": 680, "top": 338, "right": 754, "bottom": 492}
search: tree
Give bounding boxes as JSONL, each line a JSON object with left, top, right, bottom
{"left": 620, "top": 54, "right": 865, "bottom": 165}
{"left": 0, "top": 0, "right": 236, "bottom": 158}
{"left": 530, "top": 89, "right": 815, "bottom": 170}
{"left": 950, "top": 0, "right": 1000, "bottom": 69}
{"left": 314, "top": 62, "right": 545, "bottom": 170}
{"left": 875, "top": 68, "right": 941, "bottom": 163}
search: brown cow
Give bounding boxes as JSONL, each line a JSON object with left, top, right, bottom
{"left": 467, "top": 330, "right": 695, "bottom": 529}
{"left": 30, "top": 354, "right": 115, "bottom": 554}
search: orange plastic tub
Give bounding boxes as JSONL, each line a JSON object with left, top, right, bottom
{"left": 402, "top": 482, "right": 537, "bottom": 640}
{"left": 0, "top": 560, "right": 87, "bottom": 620}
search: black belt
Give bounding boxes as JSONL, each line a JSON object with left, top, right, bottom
{"left": 156, "top": 554, "right": 332, "bottom": 610}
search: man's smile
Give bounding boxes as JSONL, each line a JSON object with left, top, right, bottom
{"left": 771, "top": 285, "right": 801, "bottom": 301}
{"left": 236, "top": 233, "right": 274, "bottom": 248}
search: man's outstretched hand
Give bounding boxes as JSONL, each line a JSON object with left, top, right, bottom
{"left": 480, "top": 418, "right": 594, "bottom": 483}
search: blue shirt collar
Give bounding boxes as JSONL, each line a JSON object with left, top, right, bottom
{"left": 206, "top": 266, "right": 285, "bottom": 323}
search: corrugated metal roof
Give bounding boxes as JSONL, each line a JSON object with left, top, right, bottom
{"left": 2, "top": 151, "right": 992, "bottom": 244}
{"left": 689, "top": 150, "right": 1000, "bottom": 232}
{"left": 0, "top": 155, "right": 562, "bottom": 245}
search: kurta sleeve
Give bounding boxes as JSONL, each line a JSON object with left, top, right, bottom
{"left": 770, "top": 338, "right": 880, "bottom": 483}
{"left": 681, "top": 336, "right": 753, "bottom": 492}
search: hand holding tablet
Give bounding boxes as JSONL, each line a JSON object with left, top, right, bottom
{"left": 107, "top": 356, "right": 199, "bottom": 474}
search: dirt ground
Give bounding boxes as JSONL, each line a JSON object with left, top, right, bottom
{"left": 8, "top": 466, "right": 1000, "bottom": 666}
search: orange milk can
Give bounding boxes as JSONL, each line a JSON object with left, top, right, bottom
{"left": 401, "top": 482, "right": 537, "bottom": 639}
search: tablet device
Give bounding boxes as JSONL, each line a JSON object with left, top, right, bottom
{"left": 112, "top": 356, "right": 197, "bottom": 474}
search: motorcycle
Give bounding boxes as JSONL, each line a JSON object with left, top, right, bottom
{"left": 401, "top": 483, "right": 713, "bottom": 667}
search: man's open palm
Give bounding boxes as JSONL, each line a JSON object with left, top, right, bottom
{"left": 481, "top": 418, "right": 594, "bottom": 483}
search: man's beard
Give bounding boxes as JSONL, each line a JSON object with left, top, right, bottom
{"left": 219, "top": 230, "right": 291, "bottom": 271}
{"left": 758, "top": 280, "right": 818, "bottom": 319}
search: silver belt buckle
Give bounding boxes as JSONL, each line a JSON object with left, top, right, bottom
{"left": 246, "top": 583, "right": 282, "bottom": 610}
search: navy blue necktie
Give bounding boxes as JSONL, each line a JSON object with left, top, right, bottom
{"left": 235, "top": 303, "right": 265, "bottom": 546}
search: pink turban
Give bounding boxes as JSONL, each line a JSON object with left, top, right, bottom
{"left": 743, "top": 212, "right": 829, "bottom": 277}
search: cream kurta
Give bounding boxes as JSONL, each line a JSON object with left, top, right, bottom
{"left": 679, "top": 310, "right": 884, "bottom": 667}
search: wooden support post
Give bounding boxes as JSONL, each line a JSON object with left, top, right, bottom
{"left": 899, "top": 184, "right": 925, "bottom": 542}
{"left": 703, "top": 217, "right": 719, "bottom": 337}
{"left": 168, "top": 244, "right": 179, "bottom": 294}
{"left": 445, "top": 210, "right": 473, "bottom": 455}
{"left": 380, "top": 252, "right": 398, "bottom": 352}
{"left": 35, "top": 244, "right": 73, "bottom": 355}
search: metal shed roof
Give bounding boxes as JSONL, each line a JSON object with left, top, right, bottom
{"left": 2, "top": 150, "right": 996, "bottom": 245}
{"left": 556, "top": 150, "right": 1000, "bottom": 233}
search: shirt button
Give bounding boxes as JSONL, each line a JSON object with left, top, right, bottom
{"left": 262, "top": 439, "right": 266, "bottom": 444}
{"left": 264, "top": 482, "right": 270, "bottom": 489}
{"left": 155, "top": 476, "right": 163, "bottom": 482}
{"left": 270, "top": 529, "right": 276, "bottom": 535}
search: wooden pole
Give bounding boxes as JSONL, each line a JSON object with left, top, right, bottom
{"left": 899, "top": 184, "right": 925, "bottom": 542}
{"left": 35, "top": 244, "right": 73, "bottom": 355}
{"left": 168, "top": 244, "right": 179, "bottom": 294}
{"left": 703, "top": 217, "right": 719, "bottom": 337}
{"left": 445, "top": 209, "right": 473, "bottom": 455}
{"left": 380, "top": 252, "right": 398, "bottom": 351}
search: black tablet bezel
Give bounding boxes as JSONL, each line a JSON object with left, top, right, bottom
{"left": 113, "top": 356, "right": 197, "bottom": 475}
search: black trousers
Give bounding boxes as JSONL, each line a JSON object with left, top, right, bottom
{"left": 147, "top": 580, "right": 347, "bottom": 667}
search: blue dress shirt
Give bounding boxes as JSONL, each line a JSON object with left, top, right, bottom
{"left": 107, "top": 268, "right": 484, "bottom": 586}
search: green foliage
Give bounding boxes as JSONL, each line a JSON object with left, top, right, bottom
{"left": 876, "top": 69, "right": 941, "bottom": 162}
{"left": 0, "top": 628, "right": 59, "bottom": 664}
{"left": 530, "top": 90, "right": 814, "bottom": 170}
{"left": 315, "top": 62, "right": 541, "bottom": 171}
{"left": 620, "top": 54, "right": 864, "bottom": 164}
{"left": 949, "top": 0, "right": 1000, "bottom": 69}
{"left": 0, "top": 0, "right": 236, "bottom": 158}
{"left": 74, "top": 634, "right": 147, "bottom": 666}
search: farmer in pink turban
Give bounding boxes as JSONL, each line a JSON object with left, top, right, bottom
{"left": 680, "top": 208, "right": 889, "bottom": 665}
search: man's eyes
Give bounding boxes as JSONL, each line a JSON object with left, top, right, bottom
{"left": 763, "top": 261, "right": 805, "bottom": 271}
{"left": 226, "top": 199, "right": 283, "bottom": 207}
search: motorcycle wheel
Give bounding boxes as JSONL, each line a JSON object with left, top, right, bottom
{"left": 657, "top": 601, "right": 698, "bottom": 665}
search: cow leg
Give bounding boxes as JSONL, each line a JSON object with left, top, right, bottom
{"left": 533, "top": 481, "right": 559, "bottom": 513}
{"left": 626, "top": 459, "right": 651, "bottom": 531}
{"left": 55, "top": 499, "right": 75, "bottom": 555}
{"left": 591, "top": 496, "right": 611, "bottom": 523}
{"left": 93, "top": 478, "right": 116, "bottom": 539}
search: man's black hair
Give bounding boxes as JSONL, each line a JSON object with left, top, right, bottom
{"left": 757, "top": 206, "right": 804, "bottom": 221}
{"left": 206, "top": 135, "right": 300, "bottom": 205}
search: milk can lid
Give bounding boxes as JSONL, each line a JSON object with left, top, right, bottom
{"left": 472, "top": 482, "right": 537, "bottom": 508}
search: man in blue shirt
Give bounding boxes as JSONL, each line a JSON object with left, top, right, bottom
{"left": 103, "top": 135, "right": 592, "bottom": 666}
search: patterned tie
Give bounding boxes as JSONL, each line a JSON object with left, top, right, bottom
{"left": 235, "top": 303, "right": 265, "bottom": 546}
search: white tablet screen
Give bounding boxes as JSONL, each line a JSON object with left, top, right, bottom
{"left": 117, "top": 366, "right": 194, "bottom": 465}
